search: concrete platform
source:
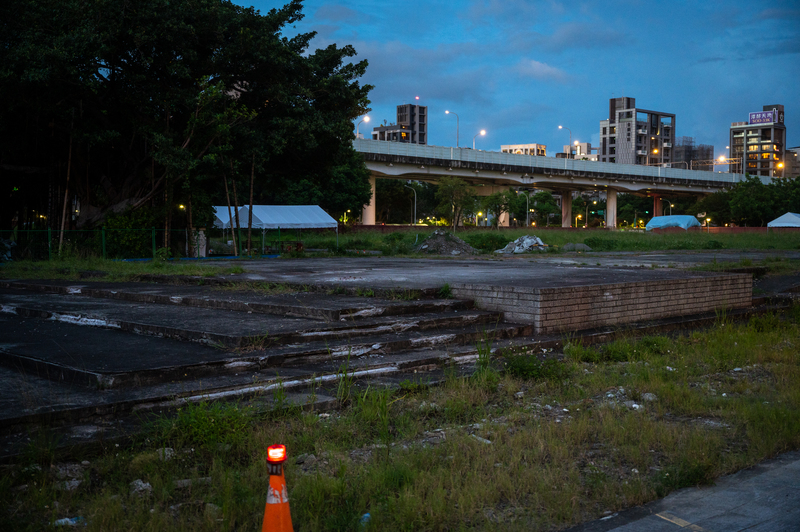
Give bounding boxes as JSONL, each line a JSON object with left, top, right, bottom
{"left": 205, "top": 258, "right": 754, "bottom": 333}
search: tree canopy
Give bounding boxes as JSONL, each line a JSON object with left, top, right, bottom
{"left": 0, "top": 0, "right": 372, "bottom": 234}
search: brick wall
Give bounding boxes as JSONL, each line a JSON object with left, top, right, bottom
{"left": 451, "top": 274, "right": 751, "bottom": 333}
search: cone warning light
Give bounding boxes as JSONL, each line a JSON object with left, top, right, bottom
{"left": 262, "top": 444, "right": 293, "bottom": 532}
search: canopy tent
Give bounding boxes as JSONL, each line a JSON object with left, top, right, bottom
{"left": 237, "top": 205, "right": 337, "bottom": 229}
{"left": 213, "top": 206, "right": 234, "bottom": 229}
{"left": 645, "top": 215, "right": 702, "bottom": 231}
{"left": 768, "top": 212, "right": 800, "bottom": 228}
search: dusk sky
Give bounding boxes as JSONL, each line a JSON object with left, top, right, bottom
{"left": 247, "top": 0, "right": 799, "bottom": 158}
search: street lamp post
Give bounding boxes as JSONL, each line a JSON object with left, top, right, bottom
{"left": 584, "top": 200, "right": 597, "bottom": 227}
{"left": 575, "top": 214, "right": 581, "bottom": 228}
{"left": 559, "top": 125, "right": 572, "bottom": 157}
{"left": 518, "top": 190, "right": 530, "bottom": 227}
{"left": 473, "top": 129, "right": 486, "bottom": 150}
{"left": 660, "top": 198, "right": 673, "bottom": 216}
{"left": 355, "top": 116, "right": 370, "bottom": 139}
{"left": 404, "top": 183, "right": 417, "bottom": 226}
{"left": 445, "top": 110, "right": 459, "bottom": 147}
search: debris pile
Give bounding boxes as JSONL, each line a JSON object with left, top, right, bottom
{"left": 494, "top": 235, "right": 547, "bottom": 254}
{"left": 416, "top": 229, "right": 478, "bottom": 256}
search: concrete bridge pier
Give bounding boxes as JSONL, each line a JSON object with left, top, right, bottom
{"left": 653, "top": 194, "right": 663, "bottom": 217}
{"left": 361, "top": 175, "right": 377, "bottom": 225}
{"left": 606, "top": 189, "right": 617, "bottom": 229}
{"left": 561, "top": 190, "right": 574, "bottom": 227}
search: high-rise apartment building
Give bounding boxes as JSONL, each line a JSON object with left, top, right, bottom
{"left": 729, "top": 104, "right": 786, "bottom": 177}
{"left": 371, "top": 104, "right": 427, "bottom": 145}
{"left": 673, "top": 137, "right": 714, "bottom": 171}
{"left": 598, "top": 97, "right": 675, "bottom": 166}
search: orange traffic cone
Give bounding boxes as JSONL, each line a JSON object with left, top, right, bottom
{"left": 262, "top": 444, "right": 293, "bottom": 532}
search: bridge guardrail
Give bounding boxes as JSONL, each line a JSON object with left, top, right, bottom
{"left": 353, "top": 139, "right": 753, "bottom": 185}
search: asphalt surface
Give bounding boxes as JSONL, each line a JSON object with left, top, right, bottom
{"left": 569, "top": 450, "right": 800, "bottom": 532}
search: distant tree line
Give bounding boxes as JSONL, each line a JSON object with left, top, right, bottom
{"left": 1, "top": 0, "right": 372, "bottom": 252}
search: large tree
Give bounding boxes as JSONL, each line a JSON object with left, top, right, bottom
{"left": 0, "top": 0, "right": 372, "bottom": 236}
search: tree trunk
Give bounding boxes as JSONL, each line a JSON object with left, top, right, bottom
{"left": 247, "top": 154, "right": 254, "bottom": 256}
{"left": 58, "top": 133, "right": 73, "bottom": 253}
{"left": 187, "top": 193, "right": 195, "bottom": 258}
{"left": 223, "top": 174, "right": 237, "bottom": 256}
{"left": 231, "top": 168, "right": 241, "bottom": 252}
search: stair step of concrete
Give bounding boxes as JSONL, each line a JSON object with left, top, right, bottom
{"left": 1, "top": 280, "right": 472, "bottom": 321}
{"left": 0, "top": 288, "right": 500, "bottom": 347}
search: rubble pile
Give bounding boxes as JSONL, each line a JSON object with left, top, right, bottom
{"left": 494, "top": 235, "right": 547, "bottom": 254}
{"left": 416, "top": 229, "right": 478, "bottom": 256}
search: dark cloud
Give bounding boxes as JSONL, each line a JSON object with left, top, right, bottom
{"left": 314, "top": 4, "right": 371, "bottom": 24}
{"left": 757, "top": 8, "right": 800, "bottom": 20}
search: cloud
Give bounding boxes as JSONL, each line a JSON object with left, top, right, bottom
{"left": 757, "top": 8, "right": 800, "bottom": 20}
{"left": 313, "top": 4, "right": 371, "bottom": 24}
{"left": 518, "top": 23, "right": 627, "bottom": 52}
{"left": 514, "top": 59, "right": 570, "bottom": 82}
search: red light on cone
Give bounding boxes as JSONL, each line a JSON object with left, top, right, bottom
{"left": 267, "top": 444, "right": 287, "bottom": 464}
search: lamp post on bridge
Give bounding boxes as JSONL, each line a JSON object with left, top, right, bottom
{"left": 559, "top": 125, "right": 572, "bottom": 157}
{"left": 445, "top": 110, "right": 459, "bottom": 147}
{"left": 355, "top": 116, "right": 370, "bottom": 139}
{"left": 473, "top": 129, "right": 486, "bottom": 150}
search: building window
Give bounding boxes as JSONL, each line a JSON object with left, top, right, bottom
{"left": 602, "top": 127, "right": 607, "bottom": 135}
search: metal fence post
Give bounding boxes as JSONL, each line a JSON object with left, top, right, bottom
{"left": 152, "top": 227, "right": 156, "bottom": 259}
{"left": 101, "top": 227, "right": 106, "bottom": 259}
{"left": 47, "top": 227, "right": 52, "bottom": 261}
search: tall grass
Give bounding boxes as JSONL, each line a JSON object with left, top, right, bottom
{"left": 4, "top": 307, "right": 800, "bottom": 531}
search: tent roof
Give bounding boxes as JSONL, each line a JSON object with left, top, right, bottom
{"left": 768, "top": 212, "right": 800, "bottom": 227}
{"left": 238, "top": 205, "right": 337, "bottom": 229}
{"left": 213, "top": 206, "right": 233, "bottom": 229}
{"left": 645, "top": 215, "right": 702, "bottom": 231}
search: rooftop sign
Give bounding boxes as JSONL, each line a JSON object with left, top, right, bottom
{"left": 749, "top": 110, "right": 775, "bottom": 124}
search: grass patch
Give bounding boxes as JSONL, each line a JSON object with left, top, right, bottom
{"left": 0, "top": 256, "right": 244, "bottom": 281}
{"left": 4, "top": 314, "right": 800, "bottom": 531}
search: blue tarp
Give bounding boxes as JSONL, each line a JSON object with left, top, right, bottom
{"left": 645, "top": 215, "right": 702, "bottom": 231}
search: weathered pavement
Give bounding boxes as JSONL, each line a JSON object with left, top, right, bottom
{"left": 568, "top": 449, "right": 800, "bottom": 532}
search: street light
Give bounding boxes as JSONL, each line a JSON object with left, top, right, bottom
{"left": 660, "top": 198, "right": 673, "bottom": 216}
{"left": 404, "top": 182, "right": 417, "bottom": 226}
{"left": 517, "top": 190, "right": 530, "bottom": 227}
{"left": 473, "top": 129, "right": 486, "bottom": 150}
{"left": 445, "top": 110, "right": 459, "bottom": 147}
{"left": 559, "top": 125, "right": 572, "bottom": 157}
{"left": 575, "top": 214, "right": 582, "bottom": 228}
{"left": 355, "top": 116, "right": 370, "bottom": 139}
{"left": 585, "top": 200, "right": 597, "bottom": 226}
{"left": 477, "top": 212, "right": 483, "bottom": 226}
{"left": 706, "top": 217, "right": 711, "bottom": 233}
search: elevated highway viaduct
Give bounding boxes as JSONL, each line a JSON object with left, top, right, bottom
{"left": 353, "top": 139, "right": 754, "bottom": 227}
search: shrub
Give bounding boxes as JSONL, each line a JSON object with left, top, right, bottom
{"left": 462, "top": 232, "right": 509, "bottom": 251}
{"left": 504, "top": 355, "right": 571, "bottom": 381}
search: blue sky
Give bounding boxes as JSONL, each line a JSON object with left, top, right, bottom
{"left": 245, "top": 0, "right": 800, "bottom": 157}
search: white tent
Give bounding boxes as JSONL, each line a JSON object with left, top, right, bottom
{"left": 237, "top": 205, "right": 337, "bottom": 229}
{"left": 213, "top": 206, "right": 234, "bottom": 229}
{"left": 767, "top": 212, "right": 800, "bottom": 228}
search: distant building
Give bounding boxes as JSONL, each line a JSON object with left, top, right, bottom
{"left": 372, "top": 104, "right": 427, "bottom": 145}
{"left": 501, "top": 143, "right": 547, "bottom": 156}
{"left": 784, "top": 146, "right": 799, "bottom": 179}
{"left": 598, "top": 97, "right": 675, "bottom": 165}
{"left": 561, "top": 142, "right": 597, "bottom": 161}
{"left": 673, "top": 137, "right": 714, "bottom": 171}
{"left": 729, "top": 104, "right": 786, "bottom": 177}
